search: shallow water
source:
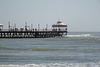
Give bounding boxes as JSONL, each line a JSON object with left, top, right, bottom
{"left": 0, "top": 32, "right": 100, "bottom": 67}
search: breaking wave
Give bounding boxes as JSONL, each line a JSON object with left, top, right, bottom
{"left": 66, "top": 34, "right": 92, "bottom": 37}
{"left": 0, "top": 62, "right": 100, "bottom": 67}
{"left": 64, "top": 34, "right": 100, "bottom": 39}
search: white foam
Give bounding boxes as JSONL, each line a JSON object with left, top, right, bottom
{"left": 0, "top": 62, "right": 100, "bottom": 67}
{"left": 64, "top": 34, "right": 91, "bottom": 38}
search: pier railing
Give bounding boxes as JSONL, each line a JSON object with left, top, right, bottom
{"left": 0, "top": 29, "right": 67, "bottom": 32}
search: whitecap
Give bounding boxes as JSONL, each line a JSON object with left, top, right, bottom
{"left": 64, "top": 34, "right": 91, "bottom": 38}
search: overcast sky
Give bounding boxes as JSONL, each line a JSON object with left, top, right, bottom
{"left": 0, "top": 0, "right": 100, "bottom": 32}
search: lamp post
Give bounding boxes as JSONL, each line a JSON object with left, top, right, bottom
{"left": 46, "top": 24, "right": 48, "bottom": 31}
{"left": 31, "top": 24, "right": 33, "bottom": 30}
{"left": 38, "top": 24, "right": 40, "bottom": 31}
{"left": 8, "top": 22, "right": 10, "bottom": 31}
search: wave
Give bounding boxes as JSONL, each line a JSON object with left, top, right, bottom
{"left": 65, "top": 34, "right": 92, "bottom": 38}
{"left": 64, "top": 34, "right": 100, "bottom": 39}
{"left": 62, "top": 34, "right": 100, "bottom": 41}
{"left": 0, "top": 62, "right": 100, "bottom": 67}
{"left": 0, "top": 46, "right": 60, "bottom": 51}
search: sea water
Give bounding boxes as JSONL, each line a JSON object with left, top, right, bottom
{"left": 0, "top": 32, "right": 100, "bottom": 67}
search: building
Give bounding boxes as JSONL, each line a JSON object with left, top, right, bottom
{"left": 52, "top": 20, "right": 67, "bottom": 31}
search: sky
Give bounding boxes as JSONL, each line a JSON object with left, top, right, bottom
{"left": 0, "top": 0, "right": 100, "bottom": 32}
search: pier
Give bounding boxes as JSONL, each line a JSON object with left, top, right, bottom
{"left": 0, "top": 20, "right": 67, "bottom": 38}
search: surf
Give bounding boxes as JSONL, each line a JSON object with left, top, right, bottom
{"left": 65, "top": 34, "right": 91, "bottom": 38}
{"left": 0, "top": 62, "right": 100, "bottom": 67}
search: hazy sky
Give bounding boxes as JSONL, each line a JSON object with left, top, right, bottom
{"left": 0, "top": 0, "right": 100, "bottom": 32}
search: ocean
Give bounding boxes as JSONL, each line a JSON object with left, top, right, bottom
{"left": 0, "top": 32, "right": 100, "bottom": 67}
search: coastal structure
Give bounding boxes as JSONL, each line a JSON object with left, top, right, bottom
{"left": 0, "top": 21, "right": 67, "bottom": 38}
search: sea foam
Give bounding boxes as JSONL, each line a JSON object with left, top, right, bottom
{"left": 0, "top": 62, "right": 100, "bottom": 67}
{"left": 66, "top": 34, "right": 91, "bottom": 37}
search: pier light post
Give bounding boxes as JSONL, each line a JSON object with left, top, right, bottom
{"left": 31, "top": 24, "right": 33, "bottom": 31}
{"left": 38, "top": 24, "right": 40, "bottom": 31}
{"left": 14, "top": 24, "right": 16, "bottom": 31}
{"left": 46, "top": 24, "right": 48, "bottom": 31}
{"left": 25, "top": 22, "right": 27, "bottom": 28}
{"left": 8, "top": 22, "right": 10, "bottom": 31}
{"left": 25, "top": 22, "right": 27, "bottom": 31}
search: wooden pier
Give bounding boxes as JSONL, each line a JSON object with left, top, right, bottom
{"left": 0, "top": 20, "right": 68, "bottom": 38}
{"left": 0, "top": 29, "right": 67, "bottom": 38}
